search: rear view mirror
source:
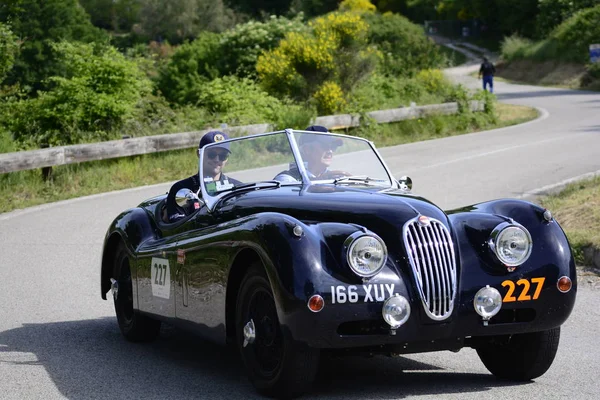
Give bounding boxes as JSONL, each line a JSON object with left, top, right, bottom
{"left": 397, "top": 176, "right": 412, "bottom": 191}
{"left": 176, "top": 189, "right": 205, "bottom": 215}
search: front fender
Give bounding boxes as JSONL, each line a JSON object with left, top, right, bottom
{"left": 447, "top": 198, "right": 577, "bottom": 328}
{"left": 100, "top": 207, "right": 157, "bottom": 300}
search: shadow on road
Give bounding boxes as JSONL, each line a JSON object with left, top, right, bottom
{"left": 496, "top": 90, "right": 599, "bottom": 101}
{"left": 578, "top": 125, "right": 600, "bottom": 132}
{"left": 0, "top": 318, "right": 525, "bottom": 399}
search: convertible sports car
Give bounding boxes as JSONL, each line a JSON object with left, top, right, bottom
{"left": 101, "top": 129, "right": 577, "bottom": 398}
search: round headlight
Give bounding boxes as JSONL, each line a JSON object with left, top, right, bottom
{"left": 346, "top": 234, "right": 387, "bottom": 278}
{"left": 489, "top": 223, "right": 532, "bottom": 267}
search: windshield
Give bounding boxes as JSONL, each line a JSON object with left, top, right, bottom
{"left": 292, "top": 131, "right": 392, "bottom": 186}
{"left": 199, "top": 130, "right": 393, "bottom": 198}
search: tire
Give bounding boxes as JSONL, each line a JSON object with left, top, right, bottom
{"left": 113, "top": 243, "right": 161, "bottom": 342}
{"left": 236, "top": 266, "right": 320, "bottom": 399}
{"left": 476, "top": 327, "right": 561, "bottom": 381}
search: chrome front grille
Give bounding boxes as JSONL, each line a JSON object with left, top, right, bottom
{"left": 402, "top": 216, "right": 457, "bottom": 320}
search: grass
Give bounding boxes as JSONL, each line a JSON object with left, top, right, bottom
{"left": 494, "top": 60, "right": 595, "bottom": 89}
{"left": 539, "top": 176, "right": 600, "bottom": 268}
{"left": 438, "top": 45, "right": 468, "bottom": 67}
{"left": 0, "top": 103, "right": 539, "bottom": 213}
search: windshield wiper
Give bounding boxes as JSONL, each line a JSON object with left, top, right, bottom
{"left": 333, "top": 175, "right": 388, "bottom": 186}
{"left": 215, "top": 180, "right": 281, "bottom": 194}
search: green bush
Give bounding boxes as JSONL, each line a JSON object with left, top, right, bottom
{"left": 502, "top": 5, "right": 600, "bottom": 63}
{"left": 218, "top": 15, "right": 309, "bottom": 78}
{"left": 157, "top": 32, "right": 221, "bottom": 105}
{"left": 196, "top": 76, "right": 283, "bottom": 126}
{"left": 7, "top": 42, "right": 152, "bottom": 146}
{"left": 363, "top": 12, "right": 445, "bottom": 77}
{"left": 501, "top": 35, "right": 533, "bottom": 61}
{"left": 536, "top": 0, "right": 600, "bottom": 37}
{"left": 272, "top": 102, "right": 316, "bottom": 130}
{"left": 345, "top": 72, "right": 460, "bottom": 113}
{"left": 0, "top": 128, "right": 16, "bottom": 153}
{"left": 552, "top": 5, "right": 600, "bottom": 63}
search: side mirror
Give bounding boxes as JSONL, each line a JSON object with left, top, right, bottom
{"left": 175, "top": 189, "right": 204, "bottom": 215}
{"left": 397, "top": 176, "right": 412, "bottom": 191}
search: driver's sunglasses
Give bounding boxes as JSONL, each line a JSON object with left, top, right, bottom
{"left": 206, "top": 151, "right": 229, "bottom": 161}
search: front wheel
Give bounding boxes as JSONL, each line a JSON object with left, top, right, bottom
{"left": 113, "top": 243, "right": 161, "bottom": 342}
{"left": 236, "top": 267, "right": 320, "bottom": 398}
{"left": 476, "top": 327, "right": 560, "bottom": 381}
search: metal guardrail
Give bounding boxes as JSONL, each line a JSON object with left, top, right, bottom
{"left": 0, "top": 101, "right": 482, "bottom": 174}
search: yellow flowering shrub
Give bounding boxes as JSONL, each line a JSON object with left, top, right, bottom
{"left": 257, "top": 32, "right": 336, "bottom": 96}
{"left": 339, "top": 0, "right": 377, "bottom": 13}
{"left": 257, "top": 11, "right": 376, "bottom": 103}
{"left": 415, "top": 69, "right": 449, "bottom": 95}
{"left": 313, "top": 81, "right": 346, "bottom": 115}
{"left": 311, "top": 12, "right": 369, "bottom": 47}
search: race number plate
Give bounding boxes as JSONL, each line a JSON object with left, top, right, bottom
{"left": 151, "top": 257, "right": 171, "bottom": 299}
{"left": 501, "top": 277, "right": 545, "bottom": 303}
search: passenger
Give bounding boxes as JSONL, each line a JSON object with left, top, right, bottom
{"left": 166, "top": 131, "right": 240, "bottom": 222}
{"left": 275, "top": 125, "right": 348, "bottom": 182}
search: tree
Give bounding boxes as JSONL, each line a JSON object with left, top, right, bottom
{"left": 537, "top": 0, "right": 600, "bottom": 37}
{"left": 79, "top": 0, "right": 140, "bottom": 32}
{"left": 136, "top": 0, "right": 236, "bottom": 43}
{"left": 0, "top": 22, "right": 18, "bottom": 84}
{"left": 0, "top": 0, "right": 106, "bottom": 92}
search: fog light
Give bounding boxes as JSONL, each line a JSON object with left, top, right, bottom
{"left": 382, "top": 295, "right": 410, "bottom": 329}
{"left": 557, "top": 276, "right": 572, "bottom": 293}
{"left": 474, "top": 285, "right": 502, "bottom": 324}
{"left": 307, "top": 295, "right": 324, "bottom": 312}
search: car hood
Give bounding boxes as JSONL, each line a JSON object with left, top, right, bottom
{"left": 217, "top": 185, "right": 450, "bottom": 242}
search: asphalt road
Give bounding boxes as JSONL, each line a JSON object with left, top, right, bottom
{"left": 1, "top": 64, "right": 599, "bottom": 399}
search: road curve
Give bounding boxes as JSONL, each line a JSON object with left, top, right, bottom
{"left": 1, "top": 65, "right": 599, "bottom": 399}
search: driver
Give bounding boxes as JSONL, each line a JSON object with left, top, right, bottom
{"left": 275, "top": 125, "right": 347, "bottom": 182}
{"left": 166, "top": 130, "right": 240, "bottom": 222}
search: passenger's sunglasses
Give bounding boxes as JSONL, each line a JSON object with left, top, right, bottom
{"left": 206, "top": 151, "right": 229, "bottom": 161}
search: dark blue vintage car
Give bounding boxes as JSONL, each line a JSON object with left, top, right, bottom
{"left": 101, "top": 129, "right": 576, "bottom": 398}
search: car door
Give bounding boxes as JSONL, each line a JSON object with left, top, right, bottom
{"left": 135, "top": 234, "right": 180, "bottom": 319}
{"left": 173, "top": 207, "right": 230, "bottom": 343}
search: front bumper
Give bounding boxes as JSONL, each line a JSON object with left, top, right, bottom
{"left": 282, "top": 270, "right": 577, "bottom": 350}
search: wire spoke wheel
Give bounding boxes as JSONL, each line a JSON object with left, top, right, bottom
{"left": 113, "top": 243, "right": 160, "bottom": 342}
{"left": 116, "top": 259, "right": 135, "bottom": 324}
{"left": 236, "top": 267, "right": 320, "bottom": 398}
{"left": 245, "top": 287, "right": 283, "bottom": 376}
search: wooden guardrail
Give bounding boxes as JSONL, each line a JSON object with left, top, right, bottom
{"left": 0, "top": 101, "right": 482, "bottom": 174}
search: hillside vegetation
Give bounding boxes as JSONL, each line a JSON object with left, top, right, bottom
{"left": 0, "top": 0, "right": 480, "bottom": 155}
{"left": 499, "top": 5, "right": 600, "bottom": 89}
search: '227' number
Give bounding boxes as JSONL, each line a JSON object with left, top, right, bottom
{"left": 501, "top": 277, "right": 545, "bottom": 302}
{"left": 154, "top": 263, "right": 167, "bottom": 286}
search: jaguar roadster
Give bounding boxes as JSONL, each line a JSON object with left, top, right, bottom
{"left": 100, "top": 129, "right": 576, "bottom": 398}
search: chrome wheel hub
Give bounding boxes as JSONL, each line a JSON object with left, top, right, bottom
{"left": 243, "top": 319, "right": 256, "bottom": 348}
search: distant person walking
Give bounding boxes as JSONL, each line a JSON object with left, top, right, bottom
{"left": 478, "top": 57, "right": 496, "bottom": 93}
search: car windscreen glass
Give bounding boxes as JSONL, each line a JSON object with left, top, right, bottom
{"left": 201, "top": 132, "right": 297, "bottom": 197}
{"left": 292, "top": 132, "right": 392, "bottom": 186}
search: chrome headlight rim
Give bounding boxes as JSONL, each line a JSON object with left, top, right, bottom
{"left": 488, "top": 221, "right": 533, "bottom": 267}
{"left": 343, "top": 231, "right": 388, "bottom": 278}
